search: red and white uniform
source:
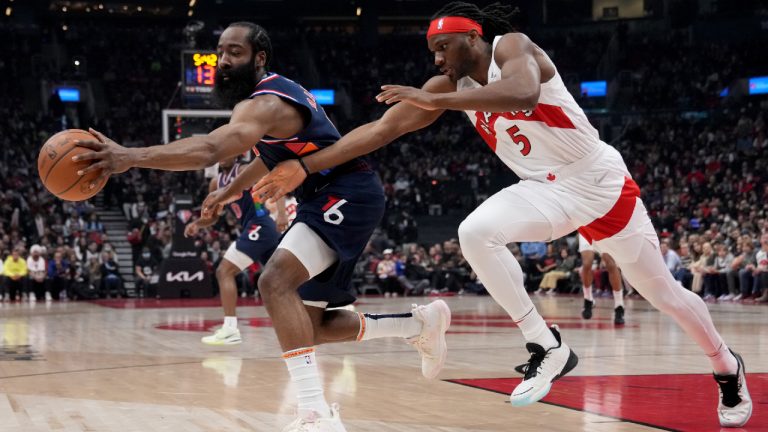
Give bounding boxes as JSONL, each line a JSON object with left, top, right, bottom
{"left": 455, "top": 34, "right": 735, "bottom": 386}
{"left": 266, "top": 195, "right": 298, "bottom": 229}
{"left": 457, "top": 36, "right": 645, "bottom": 249}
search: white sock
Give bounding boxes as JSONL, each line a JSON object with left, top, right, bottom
{"left": 583, "top": 286, "right": 593, "bottom": 301}
{"left": 613, "top": 290, "right": 624, "bottom": 308}
{"left": 709, "top": 344, "right": 739, "bottom": 376}
{"left": 283, "top": 347, "right": 330, "bottom": 418}
{"left": 357, "top": 312, "right": 422, "bottom": 341}
{"left": 516, "top": 307, "right": 558, "bottom": 350}
{"left": 223, "top": 316, "right": 238, "bottom": 329}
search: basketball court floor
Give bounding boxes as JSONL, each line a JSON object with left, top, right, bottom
{"left": 0, "top": 295, "right": 765, "bottom": 431}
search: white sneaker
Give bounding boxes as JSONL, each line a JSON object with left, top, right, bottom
{"left": 715, "top": 350, "right": 752, "bottom": 427}
{"left": 510, "top": 325, "right": 578, "bottom": 407}
{"left": 201, "top": 326, "right": 242, "bottom": 345}
{"left": 282, "top": 404, "right": 347, "bottom": 432}
{"left": 407, "top": 299, "right": 451, "bottom": 379}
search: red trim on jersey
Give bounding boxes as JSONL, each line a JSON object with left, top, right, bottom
{"left": 473, "top": 104, "right": 576, "bottom": 152}
{"left": 322, "top": 196, "right": 341, "bottom": 212}
{"left": 261, "top": 137, "right": 299, "bottom": 144}
{"left": 249, "top": 89, "right": 300, "bottom": 104}
{"left": 427, "top": 16, "right": 483, "bottom": 39}
{"left": 578, "top": 177, "right": 641, "bottom": 244}
{"left": 256, "top": 73, "right": 279, "bottom": 86}
{"left": 499, "top": 104, "right": 576, "bottom": 129}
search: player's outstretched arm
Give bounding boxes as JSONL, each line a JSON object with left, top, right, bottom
{"left": 202, "top": 157, "right": 270, "bottom": 217}
{"left": 275, "top": 196, "right": 288, "bottom": 232}
{"left": 74, "top": 95, "right": 303, "bottom": 188}
{"left": 185, "top": 177, "right": 220, "bottom": 237}
{"left": 251, "top": 76, "right": 454, "bottom": 201}
{"left": 377, "top": 33, "right": 545, "bottom": 113}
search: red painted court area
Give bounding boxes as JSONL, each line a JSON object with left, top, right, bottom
{"left": 449, "top": 374, "right": 768, "bottom": 431}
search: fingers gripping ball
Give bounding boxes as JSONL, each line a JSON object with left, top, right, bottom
{"left": 38, "top": 129, "right": 108, "bottom": 201}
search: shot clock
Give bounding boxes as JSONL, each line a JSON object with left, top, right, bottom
{"left": 181, "top": 50, "right": 217, "bottom": 106}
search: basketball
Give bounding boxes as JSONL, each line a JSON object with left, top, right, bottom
{"left": 37, "top": 129, "right": 108, "bottom": 201}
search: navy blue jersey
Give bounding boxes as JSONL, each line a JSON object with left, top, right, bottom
{"left": 249, "top": 73, "right": 370, "bottom": 201}
{"left": 218, "top": 162, "right": 269, "bottom": 226}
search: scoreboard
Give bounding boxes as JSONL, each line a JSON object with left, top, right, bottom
{"left": 181, "top": 50, "right": 217, "bottom": 106}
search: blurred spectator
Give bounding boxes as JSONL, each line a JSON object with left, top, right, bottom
{"left": 538, "top": 247, "right": 577, "bottom": 293}
{"left": 100, "top": 251, "right": 123, "bottom": 298}
{"left": 27, "top": 245, "right": 48, "bottom": 301}
{"left": 135, "top": 247, "right": 158, "bottom": 298}
{"left": 4, "top": 248, "right": 28, "bottom": 301}
{"left": 377, "top": 249, "right": 401, "bottom": 297}
{"left": 731, "top": 241, "right": 757, "bottom": 301}
{"left": 703, "top": 243, "right": 733, "bottom": 300}
{"left": 753, "top": 233, "right": 768, "bottom": 302}
{"left": 48, "top": 250, "right": 70, "bottom": 301}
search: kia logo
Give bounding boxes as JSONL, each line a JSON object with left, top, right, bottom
{"left": 166, "top": 271, "right": 204, "bottom": 282}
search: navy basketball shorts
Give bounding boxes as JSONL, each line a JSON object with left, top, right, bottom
{"left": 223, "top": 214, "right": 280, "bottom": 270}
{"left": 288, "top": 170, "right": 386, "bottom": 308}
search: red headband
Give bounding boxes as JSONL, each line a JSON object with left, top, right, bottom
{"left": 427, "top": 16, "right": 483, "bottom": 39}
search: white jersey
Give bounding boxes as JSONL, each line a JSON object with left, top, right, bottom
{"left": 267, "top": 195, "right": 298, "bottom": 228}
{"left": 457, "top": 35, "right": 607, "bottom": 181}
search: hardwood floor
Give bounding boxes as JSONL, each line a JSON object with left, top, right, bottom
{"left": 0, "top": 294, "right": 765, "bottom": 431}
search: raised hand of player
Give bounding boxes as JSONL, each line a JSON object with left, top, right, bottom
{"left": 73, "top": 128, "right": 133, "bottom": 189}
{"left": 201, "top": 187, "right": 239, "bottom": 218}
{"left": 252, "top": 159, "right": 306, "bottom": 202}
{"left": 376, "top": 85, "right": 440, "bottom": 110}
{"left": 184, "top": 221, "right": 201, "bottom": 238}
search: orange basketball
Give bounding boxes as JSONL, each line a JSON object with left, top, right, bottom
{"left": 38, "top": 129, "right": 108, "bottom": 201}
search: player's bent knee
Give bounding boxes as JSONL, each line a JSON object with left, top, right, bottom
{"left": 258, "top": 251, "right": 310, "bottom": 300}
{"left": 257, "top": 267, "right": 286, "bottom": 299}
{"left": 215, "top": 260, "right": 241, "bottom": 281}
{"left": 458, "top": 216, "right": 493, "bottom": 250}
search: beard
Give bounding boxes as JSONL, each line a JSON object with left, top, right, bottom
{"left": 212, "top": 61, "right": 258, "bottom": 109}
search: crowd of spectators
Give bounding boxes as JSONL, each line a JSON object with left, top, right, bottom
{"left": 0, "top": 19, "right": 766, "bottom": 302}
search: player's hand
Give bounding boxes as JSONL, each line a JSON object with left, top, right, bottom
{"left": 376, "top": 85, "right": 441, "bottom": 110}
{"left": 276, "top": 213, "right": 289, "bottom": 233}
{"left": 73, "top": 128, "right": 133, "bottom": 189}
{"left": 201, "top": 187, "right": 238, "bottom": 218}
{"left": 184, "top": 221, "right": 200, "bottom": 238}
{"left": 252, "top": 159, "right": 306, "bottom": 202}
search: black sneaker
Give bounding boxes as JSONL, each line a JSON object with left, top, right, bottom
{"left": 714, "top": 350, "right": 752, "bottom": 427}
{"left": 614, "top": 306, "right": 625, "bottom": 325}
{"left": 581, "top": 299, "right": 594, "bottom": 319}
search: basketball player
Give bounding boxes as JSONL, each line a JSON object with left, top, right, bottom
{"left": 74, "top": 22, "right": 451, "bottom": 431}
{"left": 246, "top": 3, "right": 751, "bottom": 426}
{"left": 267, "top": 191, "right": 297, "bottom": 233}
{"left": 185, "top": 155, "right": 282, "bottom": 346}
{"left": 578, "top": 234, "right": 624, "bottom": 324}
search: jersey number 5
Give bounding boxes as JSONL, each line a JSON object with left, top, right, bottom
{"left": 506, "top": 125, "right": 531, "bottom": 156}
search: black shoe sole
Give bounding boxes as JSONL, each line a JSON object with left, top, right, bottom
{"left": 552, "top": 349, "right": 579, "bottom": 383}
{"left": 582, "top": 309, "right": 593, "bottom": 319}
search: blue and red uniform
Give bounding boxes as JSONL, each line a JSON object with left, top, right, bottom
{"left": 219, "top": 163, "right": 279, "bottom": 266}
{"left": 250, "top": 73, "right": 385, "bottom": 308}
